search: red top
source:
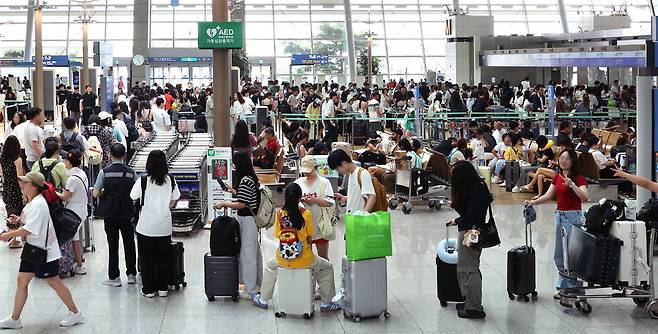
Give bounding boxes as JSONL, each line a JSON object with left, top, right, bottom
{"left": 552, "top": 173, "right": 587, "bottom": 211}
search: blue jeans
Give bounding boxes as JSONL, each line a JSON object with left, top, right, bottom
{"left": 554, "top": 210, "right": 583, "bottom": 290}
{"left": 494, "top": 159, "right": 507, "bottom": 176}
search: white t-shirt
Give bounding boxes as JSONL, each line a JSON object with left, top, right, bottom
{"left": 368, "top": 99, "right": 381, "bottom": 123}
{"left": 152, "top": 107, "right": 172, "bottom": 133}
{"left": 13, "top": 121, "right": 28, "bottom": 147}
{"left": 22, "top": 195, "right": 61, "bottom": 262}
{"left": 322, "top": 99, "right": 336, "bottom": 118}
{"left": 589, "top": 149, "right": 608, "bottom": 171}
{"left": 493, "top": 142, "right": 508, "bottom": 159}
{"left": 130, "top": 176, "right": 181, "bottom": 237}
{"left": 23, "top": 121, "right": 45, "bottom": 162}
{"left": 113, "top": 119, "right": 129, "bottom": 138}
{"left": 346, "top": 168, "right": 375, "bottom": 213}
{"left": 294, "top": 176, "right": 335, "bottom": 240}
{"left": 64, "top": 167, "right": 89, "bottom": 222}
{"left": 492, "top": 129, "right": 503, "bottom": 144}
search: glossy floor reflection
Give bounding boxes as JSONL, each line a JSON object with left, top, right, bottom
{"left": 0, "top": 193, "right": 657, "bottom": 333}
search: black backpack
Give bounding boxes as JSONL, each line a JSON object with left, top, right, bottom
{"left": 585, "top": 199, "right": 626, "bottom": 234}
{"left": 210, "top": 215, "right": 241, "bottom": 256}
{"left": 60, "top": 132, "right": 84, "bottom": 153}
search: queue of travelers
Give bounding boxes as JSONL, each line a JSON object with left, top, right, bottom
{"left": 0, "top": 74, "right": 641, "bottom": 329}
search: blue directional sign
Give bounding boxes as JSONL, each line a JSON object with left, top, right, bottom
{"left": 291, "top": 54, "right": 330, "bottom": 66}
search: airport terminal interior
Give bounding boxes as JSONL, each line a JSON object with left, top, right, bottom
{"left": 1, "top": 0, "right": 658, "bottom": 333}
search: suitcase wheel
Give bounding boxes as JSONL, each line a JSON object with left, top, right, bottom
{"left": 575, "top": 301, "right": 592, "bottom": 315}
{"left": 231, "top": 295, "right": 239, "bottom": 302}
{"left": 275, "top": 312, "right": 286, "bottom": 318}
{"left": 508, "top": 293, "right": 515, "bottom": 301}
{"left": 353, "top": 316, "right": 361, "bottom": 323}
{"left": 175, "top": 285, "right": 180, "bottom": 291}
{"left": 182, "top": 282, "right": 188, "bottom": 288}
{"left": 402, "top": 202, "right": 413, "bottom": 214}
{"left": 388, "top": 199, "right": 398, "bottom": 210}
{"left": 303, "top": 313, "right": 311, "bottom": 320}
{"left": 531, "top": 291, "right": 538, "bottom": 300}
{"left": 519, "top": 295, "right": 530, "bottom": 302}
{"left": 207, "top": 295, "right": 215, "bottom": 302}
{"left": 383, "top": 311, "right": 391, "bottom": 320}
{"left": 440, "top": 300, "right": 448, "bottom": 307}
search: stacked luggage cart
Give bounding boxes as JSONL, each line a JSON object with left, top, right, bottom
{"left": 128, "top": 132, "right": 180, "bottom": 173}
{"left": 168, "top": 133, "right": 212, "bottom": 234}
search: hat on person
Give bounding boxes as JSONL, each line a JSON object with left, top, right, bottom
{"left": 98, "top": 111, "right": 112, "bottom": 120}
{"left": 314, "top": 98, "right": 322, "bottom": 105}
{"left": 299, "top": 155, "right": 318, "bottom": 174}
{"left": 61, "top": 149, "right": 83, "bottom": 164}
{"left": 18, "top": 171, "right": 45, "bottom": 188}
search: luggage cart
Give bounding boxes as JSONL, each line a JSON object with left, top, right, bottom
{"left": 557, "top": 222, "right": 658, "bottom": 318}
{"left": 168, "top": 133, "right": 212, "bottom": 234}
{"left": 388, "top": 157, "right": 449, "bottom": 214}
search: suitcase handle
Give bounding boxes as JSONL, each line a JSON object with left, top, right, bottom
{"left": 445, "top": 222, "right": 456, "bottom": 251}
{"left": 525, "top": 219, "right": 532, "bottom": 248}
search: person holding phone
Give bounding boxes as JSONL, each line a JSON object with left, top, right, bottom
{"left": 525, "top": 149, "right": 588, "bottom": 299}
{"left": 0, "top": 171, "right": 84, "bottom": 329}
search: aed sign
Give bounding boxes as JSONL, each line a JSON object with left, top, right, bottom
{"left": 198, "top": 22, "right": 244, "bottom": 49}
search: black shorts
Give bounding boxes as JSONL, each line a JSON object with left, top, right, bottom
{"left": 19, "top": 259, "right": 59, "bottom": 279}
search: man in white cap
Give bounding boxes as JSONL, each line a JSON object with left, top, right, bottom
{"left": 0, "top": 171, "right": 85, "bottom": 329}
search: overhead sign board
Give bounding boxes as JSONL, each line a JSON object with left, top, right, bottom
{"left": 291, "top": 54, "right": 330, "bottom": 66}
{"left": 0, "top": 55, "right": 70, "bottom": 67}
{"left": 148, "top": 57, "right": 213, "bottom": 63}
{"left": 480, "top": 51, "right": 646, "bottom": 68}
{"left": 197, "top": 22, "right": 244, "bottom": 49}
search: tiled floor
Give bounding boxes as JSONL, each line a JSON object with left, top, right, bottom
{"left": 1, "top": 191, "right": 657, "bottom": 333}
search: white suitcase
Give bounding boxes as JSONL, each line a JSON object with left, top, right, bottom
{"left": 275, "top": 268, "right": 314, "bottom": 319}
{"left": 608, "top": 221, "right": 650, "bottom": 287}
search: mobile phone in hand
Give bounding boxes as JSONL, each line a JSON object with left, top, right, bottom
{"left": 216, "top": 178, "right": 228, "bottom": 191}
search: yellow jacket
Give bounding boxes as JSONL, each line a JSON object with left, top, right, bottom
{"left": 504, "top": 145, "right": 524, "bottom": 161}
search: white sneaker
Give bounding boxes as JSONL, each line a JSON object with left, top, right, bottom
{"left": 499, "top": 181, "right": 506, "bottom": 187}
{"left": 491, "top": 176, "right": 500, "bottom": 184}
{"left": 72, "top": 265, "right": 87, "bottom": 275}
{"left": 127, "top": 274, "right": 137, "bottom": 285}
{"left": 102, "top": 278, "right": 122, "bottom": 287}
{"left": 141, "top": 290, "right": 156, "bottom": 298}
{"left": 157, "top": 290, "right": 168, "bottom": 297}
{"left": 0, "top": 316, "right": 22, "bottom": 329}
{"left": 512, "top": 186, "right": 520, "bottom": 193}
{"left": 59, "top": 311, "right": 84, "bottom": 327}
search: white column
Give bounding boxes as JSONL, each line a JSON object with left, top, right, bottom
{"left": 24, "top": 0, "right": 35, "bottom": 62}
{"left": 557, "top": 0, "right": 569, "bottom": 34}
{"left": 636, "top": 75, "right": 653, "bottom": 206}
{"left": 343, "top": 0, "right": 356, "bottom": 83}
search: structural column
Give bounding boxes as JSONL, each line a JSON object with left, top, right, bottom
{"left": 131, "top": 0, "right": 149, "bottom": 84}
{"left": 24, "top": 0, "right": 35, "bottom": 62}
{"left": 212, "top": 0, "right": 231, "bottom": 146}
{"left": 556, "top": 0, "right": 569, "bottom": 34}
{"left": 343, "top": 0, "right": 356, "bottom": 83}
{"left": 33, "top": 2, "right": 44, "bottom": 109}
{"left": 636, "top": 75, "right": 653, "bottom": 206}
{"left": 81, "top": 12, "right": 89, "bottom": 88}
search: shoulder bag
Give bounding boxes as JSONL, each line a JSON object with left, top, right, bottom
{"left": 21, "top": 218, "right": 49, "bottom": 266}
{"left": 316, "top": 180, "right": 338, "bottom": 240}
{"left": 477, "top": 204, "right": 501, "bottom": 249}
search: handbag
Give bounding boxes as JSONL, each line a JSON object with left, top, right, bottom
{"left": 345, "top": 211, "right": 392, "bottom": 261}
{"left": 476, "top": 204, "right": 501, "bottom": 249}
{"left": 317, "top": 182, "right": 338, "bottom": 241}
{"left": 21, "top": 220, "right": 49, "bottom": 266}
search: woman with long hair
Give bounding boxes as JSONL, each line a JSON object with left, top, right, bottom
{"left": 130, "top": 150, "right": 181, "bottom": 298}
{"left": 4, "top": 112, "right": 25, "bottom": 140}
{"left": 230, "top": 119, "right": 257, "bottom": 157}
{"left": 1, "top": 135, "right": 25, "bottom": 248}
{"left": 448, "top": 161, "right": 492, "bottom": 319}
{"left": 129, "top": 97, "right": 139, "bottom": 122}
{"left": 250, "top": 183, "right": 342, "bottom": 312}
{"left": 526, "top": 149, "right": 588, "bottom": 298}
{"left": 230, "top": 92, "right": 252, "bottom": 135}
{"left": 213, "top": 151, "right": 263, "bottom": 300}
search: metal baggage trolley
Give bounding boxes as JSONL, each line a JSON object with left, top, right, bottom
{"left": 388, "top": 156, "right": 449, "bottom": 214}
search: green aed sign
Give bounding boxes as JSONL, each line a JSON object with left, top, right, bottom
{"left": 198, "top": 22, "right": 244, "bottom": 49}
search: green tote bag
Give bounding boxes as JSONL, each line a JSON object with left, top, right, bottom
{"left": 345, "top": 211, "right": 392, "bottom": 261}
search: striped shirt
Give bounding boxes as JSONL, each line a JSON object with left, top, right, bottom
{"left": 236, "top": 176, "right": 259, "bottom": 217}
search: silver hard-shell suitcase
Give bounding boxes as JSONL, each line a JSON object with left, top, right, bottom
{"left": 608, "top": 221, "right": 650, "bottom": 287}
{"left": 341, "top": 256, "right": 390, "bottom": 323}
{"left": 274, "top": 268, "right": 315, "bottom": 319}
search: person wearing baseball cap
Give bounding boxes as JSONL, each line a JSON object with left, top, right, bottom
{"left": 0, "top": 170, "right": 85, "bottom": 329}
{"left": 57, "top": 149, "right": 89, "bottom": 275}
{"left": 293, "top": 155, "right": 335, "bottom": 261}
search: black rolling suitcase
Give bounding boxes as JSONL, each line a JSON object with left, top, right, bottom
{"left": 507, "top": 220, "right": 537, "bottom": 302}
{"left": 505, "top": 160, "right": 520, "bottom": 192}
{"left": 566, "top": 227, "right": 621, "bottom": 286}
{"left": 204, "top": 254, "right": 239, "bottom": 302}
{"left": 435, "top": 223, "right": 464, "bottom": 307}
{"left": 169, "top": 241, "right": 187, "bottom": 290}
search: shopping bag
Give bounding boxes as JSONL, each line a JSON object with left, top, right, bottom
{"left": 345, "top": 211, "right": 392, "bottom": 261}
